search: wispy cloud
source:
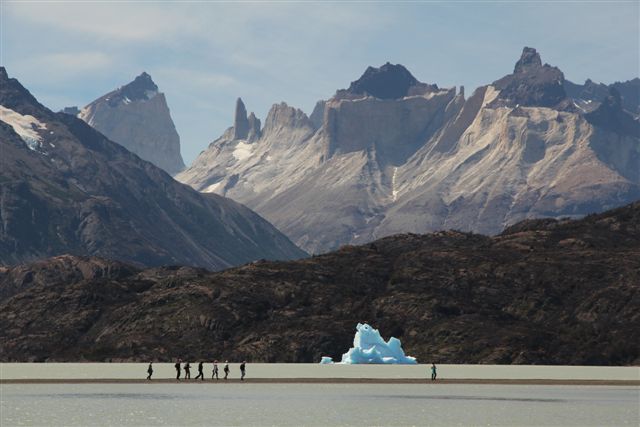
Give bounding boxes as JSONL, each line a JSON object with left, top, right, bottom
{"left": 155, "top": 67, "right": 238, "bottom": 90}
{"left": 2, "top": 1, "right": 638, "bottom": 164}
{"left": 15, "top": 51, "right": 114, "bottom": 79}
{"left": 5, "top": 2, "right": 193, "bottom": 42}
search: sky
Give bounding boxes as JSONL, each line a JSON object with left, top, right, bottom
{"left": 1, "top": 1, "right": 638, "bottom": 164}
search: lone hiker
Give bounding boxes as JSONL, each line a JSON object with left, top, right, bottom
{"left": 184, "top": 362, "right": 191, "bottom": 379}
{"left": 431, "top": 363, "right": 437, "bottom": 381}
{"left": 147, "top": 362, "right": 153, "bottom": 380}
{"left": 175, "top": 359, "right": 182, "bottom": 380}
{"left": 212, "top": 361, "right": 219, "bottom": 380}
{"left": 195, "top": 361, "right": 204, "bottom": 381}
{"left": 224, "top": 361, "right": 230, "bottom": 380}
{"left": 240, "top": 361, "right": 246, "bottom": 381}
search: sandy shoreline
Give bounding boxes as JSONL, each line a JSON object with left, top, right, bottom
{"left": 2, "top": 378, "right": 638, "bottom": 386}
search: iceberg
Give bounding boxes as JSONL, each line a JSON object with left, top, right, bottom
{"left": 320, "top": 323, "right": 417, "bottom": 364}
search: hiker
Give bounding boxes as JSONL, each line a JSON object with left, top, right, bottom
{"left": 195, "top": 361, "right": 204, "bottom": 380}
{"left": 212, "top": 360, "right": 219, "bottom": 380}
{"left": 147, "top": 362, "right": 153, "bottom": 380}
{"left": 431, "top": 363, "right": 437, "bottom": 381}
{"left": 224, "top": 361, "right": 230, "bottom": 380}
{"left": 175, "top": 359, "right": 182, "bottom": 380}
{"left": 240, "top": 361, "right": 246, "bottom": 381}
{"left": 185, "top": 362, "right": 191, "bottom": 379}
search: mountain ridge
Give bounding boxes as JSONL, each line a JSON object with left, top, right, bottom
{"left": 177, "top": 47, "right": 640, "bottom": 254}
{"left": 1, "top": 200, "right": 638, "bottom": 364}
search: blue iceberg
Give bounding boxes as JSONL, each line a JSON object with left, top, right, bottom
{"left": 320, "top": 323, "right": 417, "bottom": 364}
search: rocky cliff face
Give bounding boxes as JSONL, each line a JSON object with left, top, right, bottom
{"left": 177, "top": 48, "right": 640, "bottom": 254}
{"left": 79, "top": 72, "right": 185, "bottom": 175}
{"left": 0, "top": 68, "right": 306, "bottom": 269}
{"left": 1, "top": 201, "right": 638, "bottom": 364}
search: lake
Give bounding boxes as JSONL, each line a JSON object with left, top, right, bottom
{"left": 1, "top": 382, "right": 638, "bottom": 426}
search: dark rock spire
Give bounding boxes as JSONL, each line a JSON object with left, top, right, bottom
{"left": 233, "top": 97, "right": 250, "bottom": 140}
{"left": 514, "top": 47, "right": 542, "bottom": 73}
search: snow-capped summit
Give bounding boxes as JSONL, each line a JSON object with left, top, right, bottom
{"left": 78, "top": 72, "right": 185, "bottom": 175}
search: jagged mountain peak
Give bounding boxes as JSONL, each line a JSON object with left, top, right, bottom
{"left": 263, "top": 101, "right": 312, "bottom": 132}
{"left": 233, "top": 97, "right": 250, "bottom": 139}
{"left": 514, "top": 46, "right": 542, "bottom": 73}
{"left": 338, "top": 62, "right": 438, "bottom": 100}
{"left": 117, "top": 71, "right": 158, "bottom": 103}
{"left": 78, "top": 72, "right": 185, "bottom": 175}
{"left": 490, "top": 46, "right": 566, "bottom": 108}
{"left": 232, "top": 97, "right": 261, "bottom": 141}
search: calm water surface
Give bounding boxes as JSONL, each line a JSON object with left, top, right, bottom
{"left": 1, "top": 383, "right": 638, "bottom": 426}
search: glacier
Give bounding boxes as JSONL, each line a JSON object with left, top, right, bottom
{"left": 321, "top": 323, "right": 417, "bottom": 364}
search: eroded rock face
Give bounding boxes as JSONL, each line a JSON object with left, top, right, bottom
{"left": 1, "top": 202, "right": 638, "bottom": 364}
{"left": 79, "top": 72, "right": 185, "bottom": 175}
{"left": 177, "top": 48, "right": 639, "bottom": 254}
{"left": 0, "top": 68, "right": 306, "bottom": 270}
{"left": 324, "top": 90, "right": 456, "bottom": 162}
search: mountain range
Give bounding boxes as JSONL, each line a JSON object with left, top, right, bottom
{"left": 177, "top": 47, "right": 640, "bottom": 254}
{"left": 1, "top": 200, "right": 638, "bottom": 364}
{"left": 0, "top": 67, "right": 305, "bottom": 269}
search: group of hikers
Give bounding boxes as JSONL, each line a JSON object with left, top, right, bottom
{"left": 145, "top": 361, "right": 436, "bottom": 381}
{"left": 146, "top": 360, "right": 247, "bottom": 381}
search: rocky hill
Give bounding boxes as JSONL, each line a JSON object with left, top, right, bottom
{"left": 78, "top": 72, "right": 185, "bottom": 175}
{"left": 1, "top": 201, "right": 638, "bottom": 365}
{"left": 177, "top": 47, "right": 640, "bottom": 254}
{"left": 0, "top": 67, "right": 306, "bottom": 270}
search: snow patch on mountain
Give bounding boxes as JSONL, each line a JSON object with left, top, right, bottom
{"left": 0, "top": 105, "right": 47, "bottom": 151}
{"left": 391, "top": 166, "right": 399, "bottom": 201}
{"left": 233, "top": 140, "right": 255, "bottom": 161}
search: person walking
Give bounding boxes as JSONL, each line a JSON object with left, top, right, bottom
{"left": 146, "top": 362, "right": 153, "bottom": 380}
{"left": 223, "top": 361, "right": 230, "bottom": 380}
{"left": 431, "top": 363, "right": 437, "bottom": 381}
{"left": 175, "top": 359, "right": 182, "bottom": 381}
{"left": 184, "top": 362, "right": 191, "bottom": 379}
{"left": 212, "top": 361, "right": 219, "bottom": 380}
{"left": 195, "top": 361, "right": 204, "bottom": 381}
{"left": 240, "top": 361, "right": 246, "bottom": 381}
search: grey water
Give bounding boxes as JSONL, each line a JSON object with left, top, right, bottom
{"left": 2, "top": 383, "right": 638, "bottom": 426}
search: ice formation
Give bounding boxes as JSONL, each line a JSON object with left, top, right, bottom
{"left": 320, "top": 323, "right": 417, "bottom": 364}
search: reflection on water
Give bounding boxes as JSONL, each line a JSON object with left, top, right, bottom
{"left": 1, "top": 383, "right": 638, "bottom": 427}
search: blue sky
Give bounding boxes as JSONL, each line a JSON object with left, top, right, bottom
{"left": 2, "top": 1, "right": 638, "bottom": 164}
